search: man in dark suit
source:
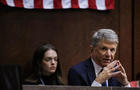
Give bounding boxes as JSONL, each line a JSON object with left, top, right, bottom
{"left": 68, "top": 29, "right": 130, "bottom": 87}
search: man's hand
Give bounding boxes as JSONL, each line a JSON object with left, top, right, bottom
{"left": 95, "top": 60, "right": 127, "bottom": 84}
{"left": 112, "top": 61, "right": 129, "bottom": 86}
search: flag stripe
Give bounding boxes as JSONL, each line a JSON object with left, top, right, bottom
{"left": 14, "top": 0, "right": 23, "bottom": 8}
{"left": 96, "top": 0, "right": 106, "bottom": 10}
{"left": 1, "top": 0, "right": 7, "bottom": 5}
{"left": 34, "top": 0, "right": 43, "bottom": 8}
{"left": 43, "top": 0, "right": 54, "bottom": 9}
{"left": 78, "top": 0, "right": 88, "bottom": 9}
{"left": 88, "top": 0, "right": 97, "bottom": 9}
{"left": 5, "top": 0, "right": 15, "bottom": 7}
{"left": 105, "top": 0, "right": 114, "bottom": 9}
{"left": 54, "top": 0, "right": 62, "bottom": 9}
{"left": 71, "top": 0, "right": 79, "bottom": 8}
{"left": 62, "top": 0, "right": 71, "bottom": 8}
{"left": 23, "top": 0, "right": 34, "bottom": 9}
{"left": 1, "top": 0, "right": 114, "bottom": 10}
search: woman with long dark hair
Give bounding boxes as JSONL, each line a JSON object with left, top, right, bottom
{"left": 24, "top": 43, "right": 64, "bottom": 85}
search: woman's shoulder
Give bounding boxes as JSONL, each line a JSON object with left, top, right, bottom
{"left": 23, "top": 74, "right": 40, "bottom": 85}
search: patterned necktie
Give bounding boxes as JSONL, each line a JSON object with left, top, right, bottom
{"left": 102, "top": 81, "right": 107, "bottom": 86}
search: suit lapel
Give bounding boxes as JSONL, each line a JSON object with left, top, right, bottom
{"left": 108, "top": 77, "right": 122, "bottom": 86}
{"left": 108, "top": 78, "right": 113, "bottom": 86}
{"left": 85, "top": 58, "right": 96, "bottom": 85}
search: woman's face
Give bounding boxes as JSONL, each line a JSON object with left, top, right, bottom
{"left": 41, "top": 49, "right": 58, "bottom": 76}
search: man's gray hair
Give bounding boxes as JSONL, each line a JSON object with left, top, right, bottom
{"left": 91, "top": 29, "right": 119, "bottom": 47}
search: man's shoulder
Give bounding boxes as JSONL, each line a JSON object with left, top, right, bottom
{"left": 69, "top": 58, "right": 91, "bottom": 71}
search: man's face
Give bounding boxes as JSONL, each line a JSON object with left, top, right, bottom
{"left": 91, "top": 40, "right": 117, "bottom": 67}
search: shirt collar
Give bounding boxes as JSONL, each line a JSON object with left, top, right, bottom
{"left": 91, "top": 57, "right": 102, "bottom": 76}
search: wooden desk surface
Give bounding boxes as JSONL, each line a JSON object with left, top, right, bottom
{"left": 23, "top": 85, "right": 140, "bottom": 90}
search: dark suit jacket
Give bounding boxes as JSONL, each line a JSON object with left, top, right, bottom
{"left": 68, "top": 58, "right": 122, "bottom": 86}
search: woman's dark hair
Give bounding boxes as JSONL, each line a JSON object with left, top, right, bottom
{"left": 32, "top": 43, "right": 64, "bottom": 85}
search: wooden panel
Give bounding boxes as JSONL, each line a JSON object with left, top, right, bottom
{"left": 134, "top": 0, "right": 140, "bottom": 80}
{"left": 120, "top": 0, "right": 132, "bottom": 80}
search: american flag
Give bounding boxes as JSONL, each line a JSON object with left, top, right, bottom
{"left": 0, "top": 0, "right": 114, "bottom": 10}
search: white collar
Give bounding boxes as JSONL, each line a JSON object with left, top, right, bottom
{"left": 91, "top": 57, "right": 102, "bottom": 76}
